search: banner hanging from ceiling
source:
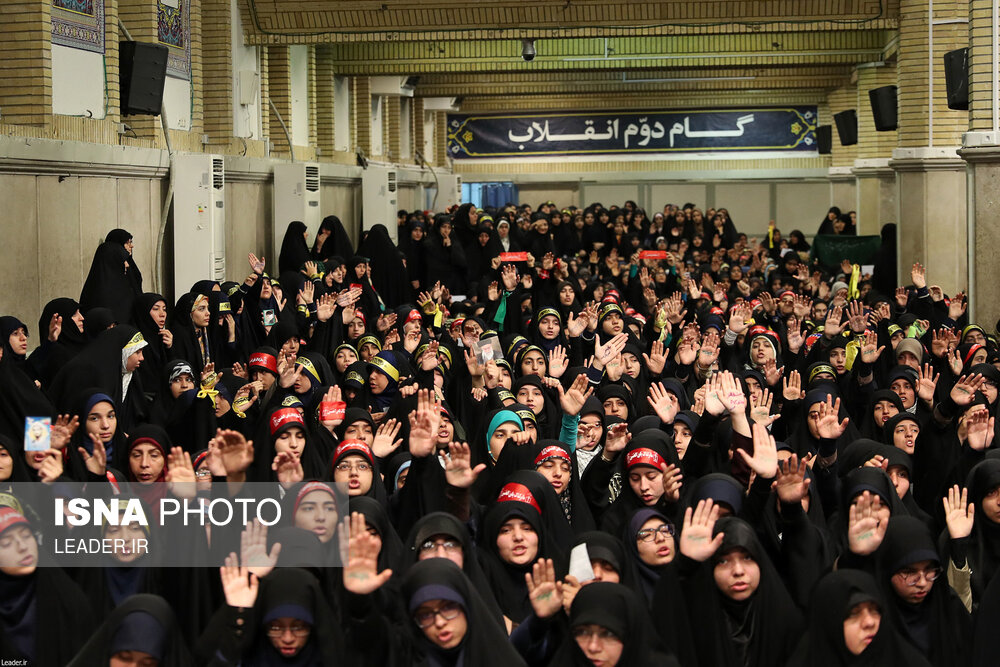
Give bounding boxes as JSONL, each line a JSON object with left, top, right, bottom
{"left": 446, "top": 107, "right": 818, "bottom": 158}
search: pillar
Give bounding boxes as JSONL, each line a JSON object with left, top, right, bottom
{"left": 353, "top": 76, "right": 372, "bottom": 157}
{"left": 266, "top": 46, "right": 292, "bottom": 157}
{"left": 315, "top": 47, "right": 336, "bottom": 156}
{"left": 960, "top": 0, "right": 1000, "bottom": 330}
{"left": 0, "top": 1, "right": 52, "bottom": 128}
{"left": 890, "top": 0, "right": 968, "bottom": 293}
{"left": 852, "top": 63, "right": 898, "bottom": 231}
{"left": 201, "top": 0, "right": 232, "bottom": 144}
{"left": 386, "top": 95, "right": 401, "bottom": 161}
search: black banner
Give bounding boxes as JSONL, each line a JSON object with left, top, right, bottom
{"left": 447, "top": 107, "right": 818, "bottom": 158}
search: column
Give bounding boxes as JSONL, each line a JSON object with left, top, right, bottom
{"left": 960, "top": 0, "right": 1000, "bottom": 329}
{"left": 353, "top": 76, "right": 372, "bottom": 157}
{"left": 315, "top": 47, "right": 336, "bottom": 157}
{"left": 890, "top": 0, "right": 968, "bottom": 293}
{"left": 266, "top": 46, "right": 292, "bottom": 157}
{"left": 0, "top": 1, "right": 52, "bottom": 128}
{"left": 201, "top": 0, "right": 232, "bottom": 144}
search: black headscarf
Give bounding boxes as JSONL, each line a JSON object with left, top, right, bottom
{"left": 278, "top": 220, "right": 312, "bottom": 275}
{"left": 356, "top": 223, "right": 410, "bottom": 308}
{"left": 313, "top": 214, "right": 354, "bottom": 263}
{"left": 684, "top": 516, "right": 802, "bottom": 667}
{"left": 79, "top": 234, "right": 141, "bottom": 325}
{"left": 68, "top": 592, "right": 194, "bottom": 667}
{"left": 549, "top": 581, "right": 678, "bottom": 667}
{"left": 878, "top": 516, "right": 970, "bottom": 667}
{"left": 786, "top": 569, "right": 932, "bottom": 667}
{"left": 349, "top": 495, "right": 406, "bottom": 575}
{"left": 400, "top": 559, "right": 527, "bottom": 667}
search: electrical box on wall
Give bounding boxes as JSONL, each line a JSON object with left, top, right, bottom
{"left": 273, "top": 163, "right": 322, "bottom": 261}
{"left": 238, "top": 70, "right": 259, "bottom": 106}
{"left": 437, "top": 174, "right": 462, "bottom": 210}
{"left": 362, "top": 166, "right": 398, "bottom": 243}
{"left": 173, "top": 154, "right": 226, "bottom": 294}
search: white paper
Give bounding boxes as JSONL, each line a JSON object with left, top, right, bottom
{"left": 861, "top": 265, "right": 875, "bottom": 276}
{"left": 568, "top": 543, "right": 595, "bottom": 583}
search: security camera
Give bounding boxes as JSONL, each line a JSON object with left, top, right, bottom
{"left": 521, "top": 39, "right": 536, "bottom": 62}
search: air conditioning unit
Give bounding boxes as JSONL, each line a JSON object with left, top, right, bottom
{"left": 362, "top": 165, "right": 398, "bottom": 243}
{"left": 273, "top": 162, "right": 322, "bottom": 261}
{"left": 437, "top": 173, "right": 462, "bottom": 210}
{"left": 173, "top": 153, "right": 226, "bottom": 294}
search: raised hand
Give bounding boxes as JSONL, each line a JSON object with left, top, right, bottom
{"left": 407, "top": 389, "right": 441, "bottom": 458}
{"left": 965, "top": 409, "right": 995, "bottom": 451}
{"left": 847, "top": 491, "right": 888, "bottom": 555}
{"left": 816, "top": 395, "right": 849, "bottom": 440}
{"left": 824, "top": 305, "right": 845, "bottom": 337}
{"left": 37, "top": 449, "right": 64, "bottom": 484}
{"left": 916, "top": 363, "right": 939, "bottom": 404}
{"left": 526, "top": 558, "right": 564, "bottom": 619}
{"left": 679, "top": 499, "right": 725, "bottom": 562}
{"left": 376, "top": 312, "right": 398, "bottom": 332}
{"left": 786, "top": 318, "right": 804, "bottom": 354}
{"left": 213, "top": 429, "right": 255, "bottom": 477}
{"left": 696, "top": 331, "right": 721, "bottom": 369}
{"left": 702, "top": 373, "right": 727, "bottom": 417}
{"left": 949, "top": 291, "right": 968, "bottom": 320}
{"left": 943, "top": 485, "right": 975, "bottom": 539}
{"left": 298, "top": 281, "right": 315, "bottom": 305}
{"left": 240, "top": 520, "right": 281, "bottom": 579}
{"left": 548, "top": 346, "right": 569, "bottom": 379}
{"left": 443, "top": 441, "right": 486, "bottom": 489}
{"left": 79, "top": 434, "right": 108, "bottom": 476}
{"left": 857, "top": 329, "right": 885, "bottom": 365}
{"left": 419, "top": 340, "right": 441, "bottom": 372}
{"left": 847, "top": 300, "right": 868, "bottom": 334}
{"left": 761, "top": 357, "right": 783, "bottom": 388}
{"left": 220, "top": 553, "right": 258, "bottom": 608}
{"left": 50, "top": 414, "right": 80, "bottom": 450}
{"left": 951, "top": 373, "right": 986, "bottom": 407}
{"left": 372, "top": 418, "right": 403, "bottom": 458}
{"left": 603, "top": 423, "right": 631, "bottom": 457}
{"left": 895, "top": 286, "right": 909, "bottom": 309}
{"left": 717, "top": 371, "right": 748, "bottom": 415}
{"left": 773, "top": 454, "right": 812, "bottom": 505}
{"left": 341, "top": 512, "right": 393, "bottom": 595}
{"left": 557, "top": 373, "right": 593, "bottom": 417}
{"left": 661, "top": 463, "right": 683, "bottom": 502}
{"left": 793, "top": 294, "right": 812, "bottom": 319}
{"left": 737, "top": 421, "right": 779, "bottom": 480}
{"left": 501, "top": 265, "right": 519, "bottom": 291}
{"left": 749, "top": 388, "right": 774, "bottom": 424}
{"left": 642, "top": 339, "right": 667, "bottom": 375}
{"left": 911, "top": 262, "right": 927, "bottom": 289}
{"left": 48, "top": 312, "right": 62, "bottom": 342}
{"left": 272, "top": 451, "right": 304, "bottom": 487}
{"left": 647, "top": 382, "right": 681, "bottom": 424}
{"left": 315, "top": 293, "right": 336, "bottom": 322}
{"left": 165, "top": 446, "right": 197, "bottom": 499}
{"left": 592, "top": 333, "right": 629, "bottom": 368}
{"left": 248, "top": 252, "right": 265, "bottom": 275}
{"left": 566, "top": 311, "right": 588, "bottom": 338}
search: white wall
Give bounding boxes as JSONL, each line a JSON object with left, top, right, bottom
{"left": 775, "top": 182, "right": 830, "bottom": 235}
{"left": 52, "top": 46, "right": 106, "bottom": 119}
{"left": 715, "top": 182, "right": 771, "bottom": 235}
{"left": 289, "top": 45, "right": 310, "bottom": 147}
{"left": 371, "top": 95, "right": 384, "bottom": 156}
{"left": 582, "top": 183, "right": 640, "bottom": 209}
{"left": 231, "top": 0, "right": 261, "bottom": 139}
{"left": 649, "top": 184, "right": 708, "bottom": 211}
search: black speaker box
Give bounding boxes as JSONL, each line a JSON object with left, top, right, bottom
{"left": 816, "top": 125, "right": 832, "bottom": 154}
{"left": 120, "top": 41, "right": 168, "bottom": 116}
{"left": 833, "top": 110, "right": 858, "bottom": 146}
{"left": 944, "top": 47, "right": 969, "bottom": 111}
{"left": 869, "top": 85, "right": 898, "bottom": 131}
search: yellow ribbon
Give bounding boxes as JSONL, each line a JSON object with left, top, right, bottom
{"left": 197, "top": 386, "right": 220, "bottom": 408}
{"left": 848, "top": 264, "right": 861, "bottom": 300}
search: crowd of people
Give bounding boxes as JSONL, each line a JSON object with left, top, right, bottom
{"left": 0, "top": 197, "right": 997, "bottom": 666}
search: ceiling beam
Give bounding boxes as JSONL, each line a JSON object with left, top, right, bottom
{"left": 240, "top": 0, "right": 898, "bottom": 42}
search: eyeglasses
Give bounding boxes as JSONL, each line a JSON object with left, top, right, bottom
{"left": 571, "top": 627, "right": 620, "bottom": 643}
{"left": 265, "top": 623, "right": 310, "bottom": 637}
{"left": 419, "top": 539, "right": 461, "bottom": 554}
{"left": 413, "top": 601, "right": 463, "bottom": 628}
{"left": 636, "top": 524, "right": 675, "bottom": 542}
{"left": 335, "top": 462, "right": 372, "bottom": 473}
{"left": 894, "top": 567, "right": 942, "bottom": 587}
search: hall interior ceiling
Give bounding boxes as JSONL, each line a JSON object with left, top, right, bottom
{"left": 240, "top": 0, "right": 899, "bottom": 111}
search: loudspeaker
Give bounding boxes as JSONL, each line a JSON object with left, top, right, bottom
{"left": 816, "top": 125, "right": 832, "bottom": 154}
{"left": 120, "top": 41, "right": 168, "bottom": 116}
{"left": 833, "top": 110, "right": 858, "bottom": 146}
{"left": 868, "top": 85, "right": 898, "bottom": 131}
{"left": 944, "top": 47, "right": 969, "bottom": 110}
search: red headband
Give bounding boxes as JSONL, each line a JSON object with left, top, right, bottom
{"left": 333, "top": 440, "right": 374, "bottom": 466}
{"left": 625, "top": 447, "right": 667, "bottom": 470}
{"left": 294, "top": 481, "right": 336, "bottom": 515}
{"left": 249, "top": 352, "right": 278, "bottom": 374}
{"left": 0, "top": 507, "right": 28, "bottom": 535}
{"left": 534, "top": 446, "right": 571, "bottom": 467}
{"left": 269, "top": 408, "right": 305, "bottom": 435}
{"left": 497, "top": 482, "right": 541, "bottom": 514}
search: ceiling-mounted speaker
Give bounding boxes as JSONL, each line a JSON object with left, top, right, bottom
{"left": 816, "top": 125, "right": 832, "bottom": 154}
{"left": 833, "top": 110, "right": 858, "bottom": 146}
{"left": 868, "top": 85, "right": 898, "bottom": 131}
{"left": 944, "top": 48, "right": 970, "bottom": 110}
